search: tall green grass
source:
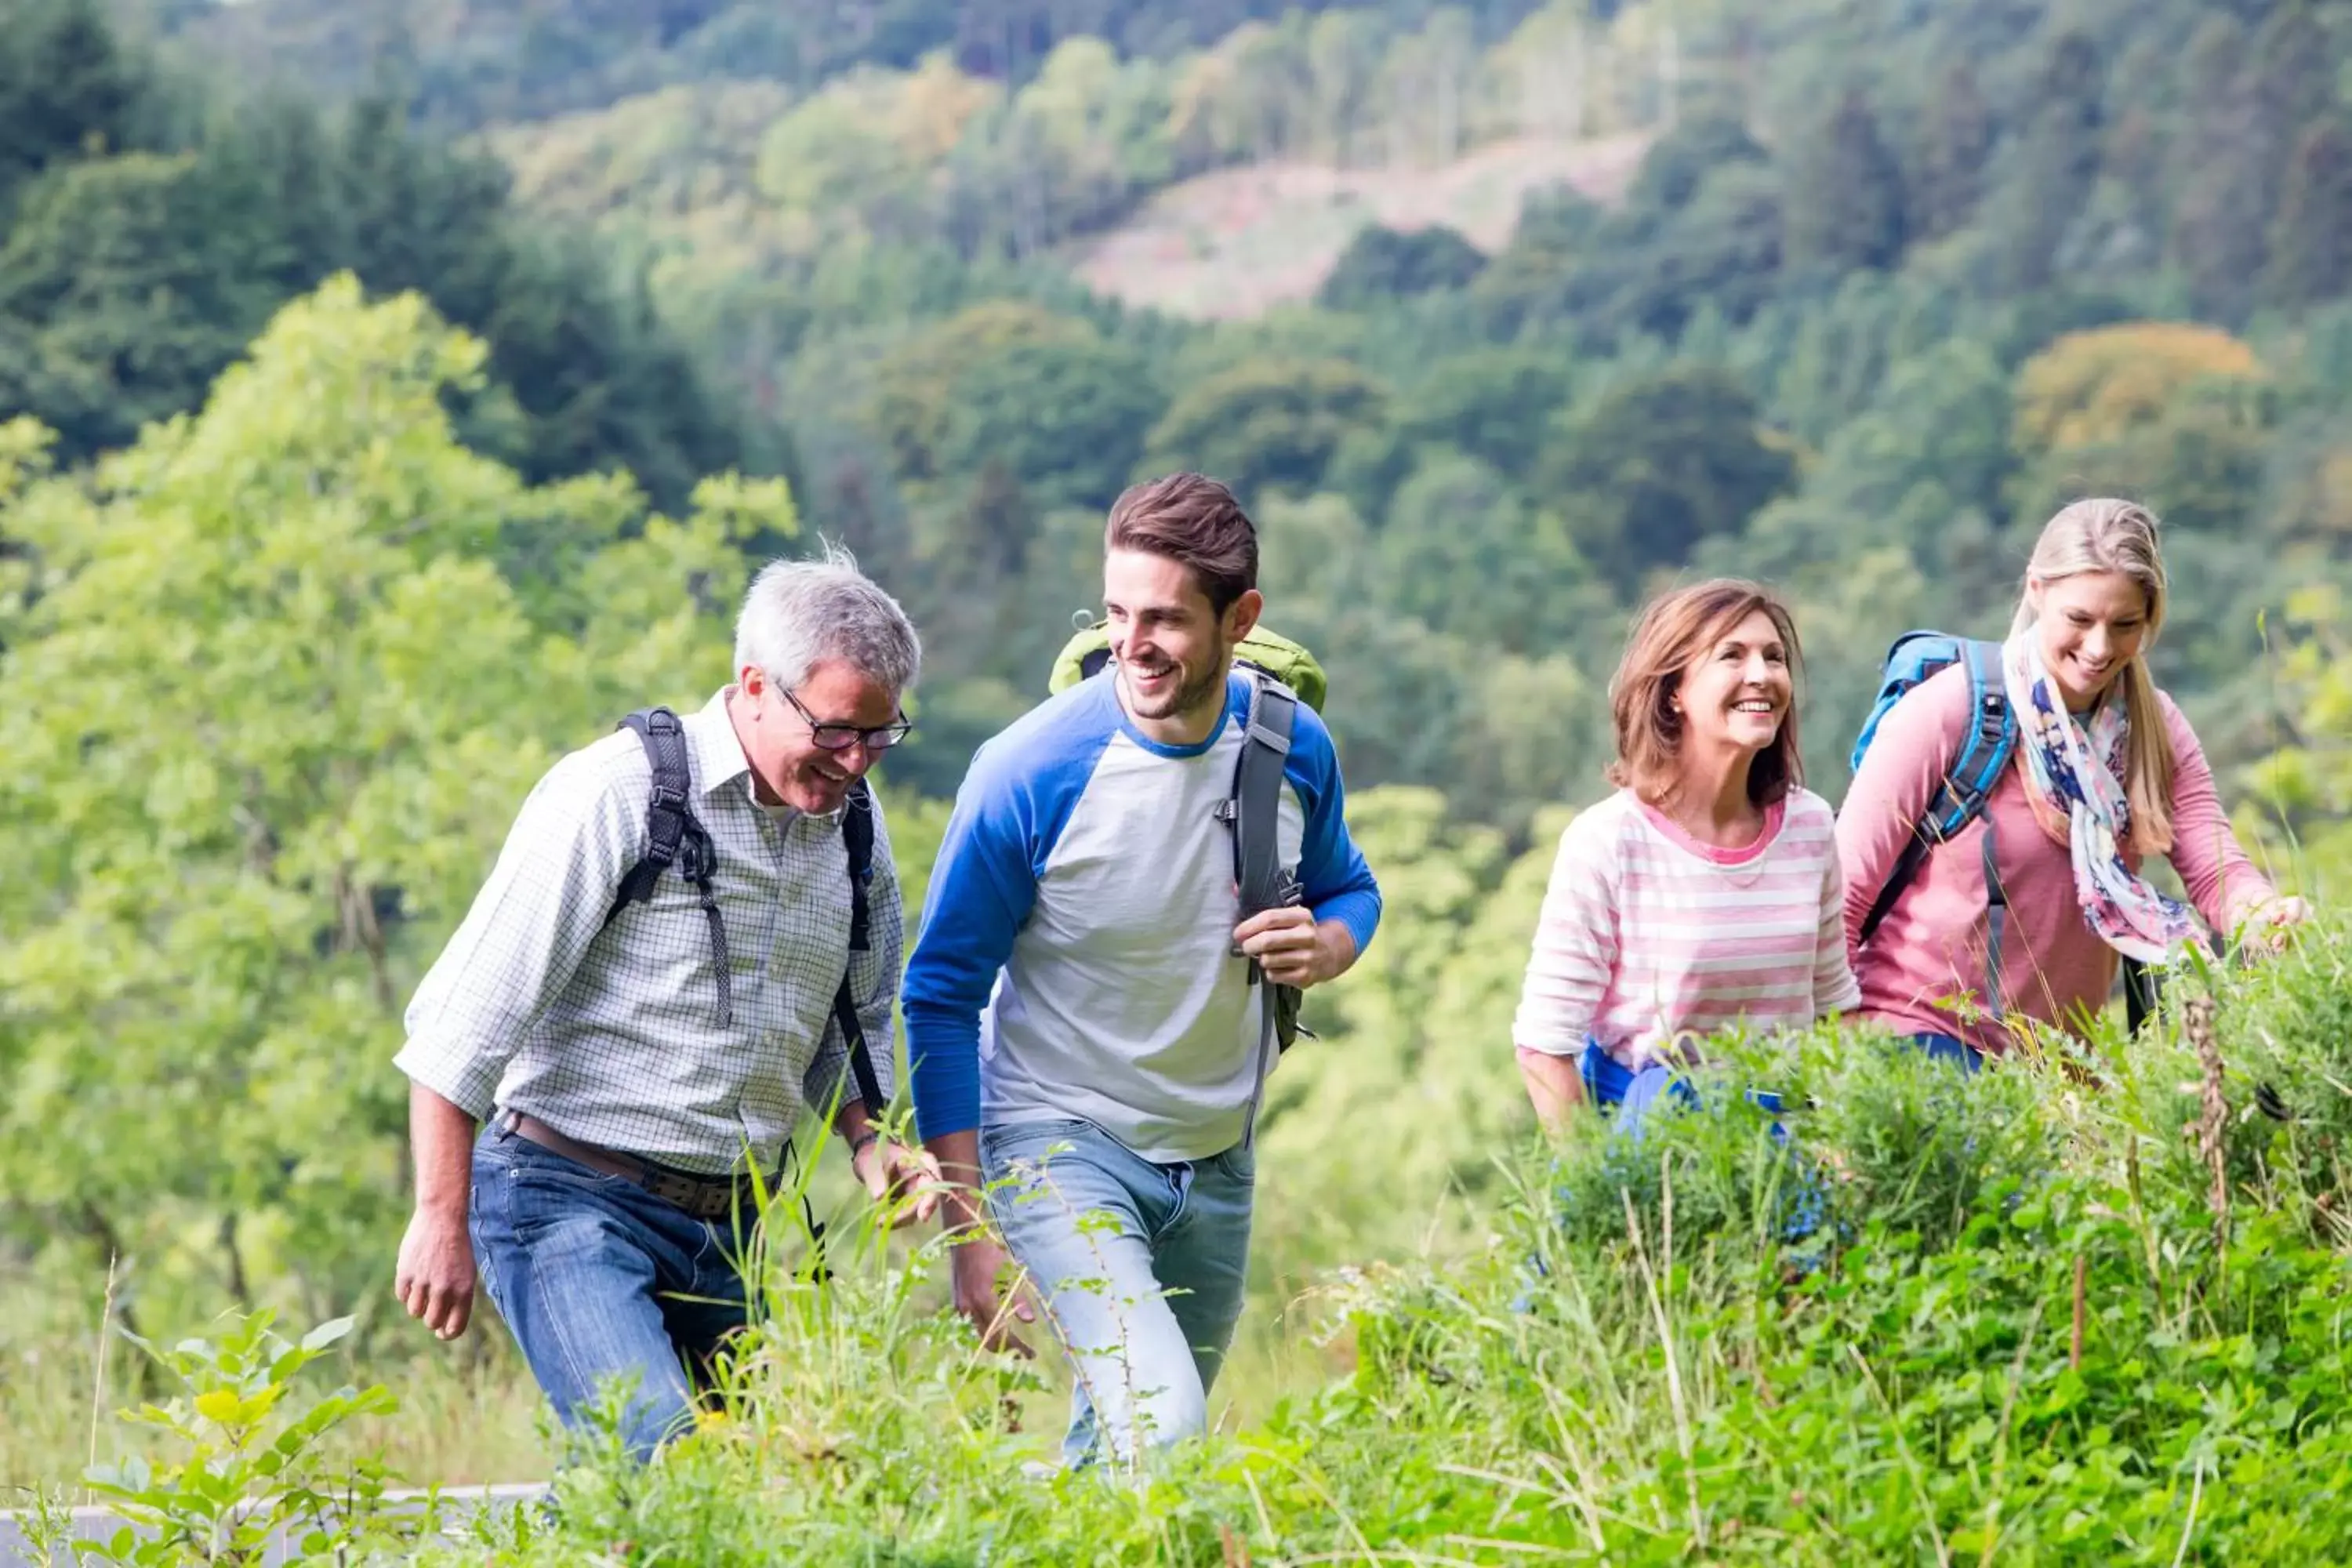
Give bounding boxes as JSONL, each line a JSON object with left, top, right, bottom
{"left": 20, "top": 925, "right": 2352, "bottom": 1563}
{"left": 426, "top": 923, "right": 2352, "bottom": 1565}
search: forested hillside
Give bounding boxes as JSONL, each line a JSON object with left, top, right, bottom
{"left": 8, "top": 0, "right": 2352, "bottom": 1546}
{"left": 67, "top": 0, "right": 2352, "bottom": 838}
{"left": 449, "top": 0, "right": 2352, "bottom": 833}
{"left": 0, "top": 0, "right": 754, "bottom": 502}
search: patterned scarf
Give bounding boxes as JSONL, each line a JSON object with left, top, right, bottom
{"left": 2002, "top": 634, "right": 2200, "bottom": 965}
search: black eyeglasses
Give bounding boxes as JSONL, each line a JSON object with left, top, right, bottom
{"left": 778, "top": 687, "right": 913, "bottom": 752}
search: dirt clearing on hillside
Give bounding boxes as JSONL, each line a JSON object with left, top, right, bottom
{"left": 1069, "top": 131, "right": 1650, "bottom": 320}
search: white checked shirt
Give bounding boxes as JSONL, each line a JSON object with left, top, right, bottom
{"left": 394, "top": 688, "right": 900, "bottom": 1175}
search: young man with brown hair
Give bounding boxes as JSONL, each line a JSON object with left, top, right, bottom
{"left": 902, "top": 472, "right": 1381, "bottom": 1468}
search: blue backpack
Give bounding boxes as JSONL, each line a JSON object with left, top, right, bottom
{"left": 1848, "top": 633, "right": 2016, "bottom": 947}
{"left": 1848, "top": 630, "right": 2154, "bottom": 1030}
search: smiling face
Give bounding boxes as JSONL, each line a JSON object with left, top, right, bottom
{"left": 734, "top": 657, "right": 903, "bottom": 814}
{"left": 2031, "top": 569, "right": 2150, "bottom": 711}
{"left": 1676, "top": 608, "right": 1793, "bottom": 759}
{"left": 1103, "top": 546, "right": 1261, "bottom": 745}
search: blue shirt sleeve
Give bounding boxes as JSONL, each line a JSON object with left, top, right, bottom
{"left": 1285, "top": 704, "right": 1382, "bottom": 956}
{"left": 902, "top": 686, "right": 1113, "bottom": 1142}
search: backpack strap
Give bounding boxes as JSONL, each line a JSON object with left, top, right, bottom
{"left": 827, "top": 779, "right": 892, "bottom": 1116}
{"left": 1220, "top": 672, "right": 1301, "bottom": 1148}
{"left": 605, "top": 707, "right": 732, "bottom": 1029}
{"left": 2122, "top": 956, "right": 2157, "bottom": 1034}
{"left": 1231, "top": 674, "right": 1299, "bottom": 938}
{"left": 1857, "top": 639, "right": 2016, "bottom": 948}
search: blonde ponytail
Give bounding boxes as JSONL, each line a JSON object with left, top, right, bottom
{"left": 2015, "top": 499, "right": 2180, "bottom": 852}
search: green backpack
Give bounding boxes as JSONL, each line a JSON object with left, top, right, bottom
{"left": 1047, "top": 618, "right": 1327, "bottom": 1055}
{"left": 1047, "top": 620, "right": 1327, "bottom": 713}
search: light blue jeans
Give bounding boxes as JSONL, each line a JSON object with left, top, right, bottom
{"left": 979, "top": 1117, "right": 1255, "bottom": 1469}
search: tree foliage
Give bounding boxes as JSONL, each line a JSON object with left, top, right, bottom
{"left": 0, "top": 276, "right": 779, "bottom": 1319}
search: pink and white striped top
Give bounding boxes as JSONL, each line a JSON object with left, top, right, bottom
{"left": 1514, "top": 788, "right": 1861, "bottom": 1070}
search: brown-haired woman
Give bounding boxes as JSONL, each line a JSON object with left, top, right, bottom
{"left": 1512, "top": 579, "right": 1859, "bottom": 1134}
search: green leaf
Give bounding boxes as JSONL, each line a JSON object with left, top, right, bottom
{"left": 298, "top": 1316, "right": 354, "bottom": 1353}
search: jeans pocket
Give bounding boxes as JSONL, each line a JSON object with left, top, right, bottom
{"left": 979, "top": 1119, "right": 1094, "bottom": 1172}
{"left": 505, "top": 1140, "right": 634, "bottom": 1193}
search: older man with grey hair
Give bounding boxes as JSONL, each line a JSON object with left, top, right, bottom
{"left": 392, "top": 544, "right": 937, "bottom": 1459}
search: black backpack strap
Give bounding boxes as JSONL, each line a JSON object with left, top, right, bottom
{"left": 1857, "top": 641, "right": 2016, "bottom": 948}
{"left": 2122, "top": 955, "right": 2157, "bottom": 1035}
{"left": 606, "top": 707, "right": 732, "bottom": 1029}
{"left": 829, "top": 779, "right": 892, "bottom": 1116}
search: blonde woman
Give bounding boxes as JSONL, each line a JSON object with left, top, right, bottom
{"left": 1837, "top": 499, "right": 2307, "bottom": 1064}
{"left": 1514, "top": 579, "right": 1859, "bottom": 1134}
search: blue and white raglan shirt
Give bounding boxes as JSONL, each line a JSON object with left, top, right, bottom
{"left": 903, "top": 670, "right": 1382, "bottom": 1163}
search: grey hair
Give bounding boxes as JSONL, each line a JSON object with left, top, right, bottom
{"left": 733, "top": 539, "right": 921, "bottom": 697}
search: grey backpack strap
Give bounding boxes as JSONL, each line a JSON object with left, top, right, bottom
{"left": 1232, "top": 673, "right": 1298, "bottom": 947}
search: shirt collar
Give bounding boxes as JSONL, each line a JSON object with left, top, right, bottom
{"left": 687, "top": 688, "right": 756, "bottom": 800}
{"left": 688, "top": 686, "right": 844, "bottom": 829}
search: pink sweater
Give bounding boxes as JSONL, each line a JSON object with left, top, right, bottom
{"left": 1515, "top": 788, "right": 1861, "bottom": 1070}
{"left": 1835, "top": 665, "right": 2272, "bottom": 1055}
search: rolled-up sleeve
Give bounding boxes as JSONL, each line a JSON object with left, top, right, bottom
{"left": 394, "top": 753, "right": 638, "bottom": 1120}
{"left": 1814, "top": 845, "right": 1863, "bottom": 1017}
{"left": 1513, "top": 812, "right": 1619, "bottom": 1058}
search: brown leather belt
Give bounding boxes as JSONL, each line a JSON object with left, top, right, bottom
{"left": 499, "top": 1110, "right": 764, "bottom": 1223}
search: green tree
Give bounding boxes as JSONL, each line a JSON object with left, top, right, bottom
{"left": 1141, "top": 357, "right": 1388, "bottom": 503}
{"left": 1392, "top": 346, "right": 1572, "bottom": 480}
{"left": 2166, "top": 17, "right": 2270, "bottom": 321}
{"left": 1540, "top": 365, "right": 1796, "bottom": 590}
{"left": 1783, "top": 90, "right": 1906, "bottom": 274}
{"left": 0, "top": 275, "right": 772, "bottom": 1324}
{"left": 1316, "top": 223, "right": 1486, "bottom": 310}
{"left": 1991, "top": 31, "right": 2103, "bottom": 294}
{"left": 0, "top": 151, "right": 290, "bottom": 457}
{"left": 0, "top": 0, "right": 155, "bottom": 212}
{"left": 1911, "top": 62, "right": 1990, "bottom": 242}
{"left": 1369, "top": 452, "right": 1595, "bottom": 655}
{"left": 2264, "top": 118, "right": 2352, "bottom": 312}
{"left": 931, "top": 334, "right": 1167, "bottom": 512}
{"left": 866, "top": 301, "right": 1099, "bottom": 485}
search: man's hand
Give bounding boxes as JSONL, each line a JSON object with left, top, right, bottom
{"left": 949, "top": 1233, "right": 1036, "bottom": 1358}
{"left": 1233, "top": 907, "right": 1356, "bottom": 989}
{"left": 394, "top": 1206, "right": 475, "bottom": 1341}
{"left": 852, "top": 1136, "right": 943, "bottom": 1229}
{"left": 398, "top": 1083, "right": 478, "bottom": 1342}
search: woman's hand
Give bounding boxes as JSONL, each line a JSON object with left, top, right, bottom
{"left": 2241, "top": 894, "right": 2312, "bottom": 957}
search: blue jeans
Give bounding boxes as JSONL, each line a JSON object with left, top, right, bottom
{"left": 1908, "top": 1031, "right": 1984, "bottom": 1071}
{"left": 1578, "top": 1041, "right": 1790, "bottom": 1140}
{"left": 1576, "top": 1041, "right": 1821, "bottom": 1244}
{"left": 980, "top": 1118, "right": 1254, "bottom": 1469}
{"left": 469, "top": 1124, "right": 754, "bottom": 1460}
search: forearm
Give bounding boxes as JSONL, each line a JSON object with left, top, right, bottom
{"left": 1516, "top": 1047, "right": 1588, "bottom": 1134}
{"left": 408, "top": 1082, "right": 478, "bottom": 1218}
{"left": 1312, "top": 916, "right": 1359, "bottom": 985}
{"left": 924, "top": 1128, "right": 987, "bottom": 1233}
